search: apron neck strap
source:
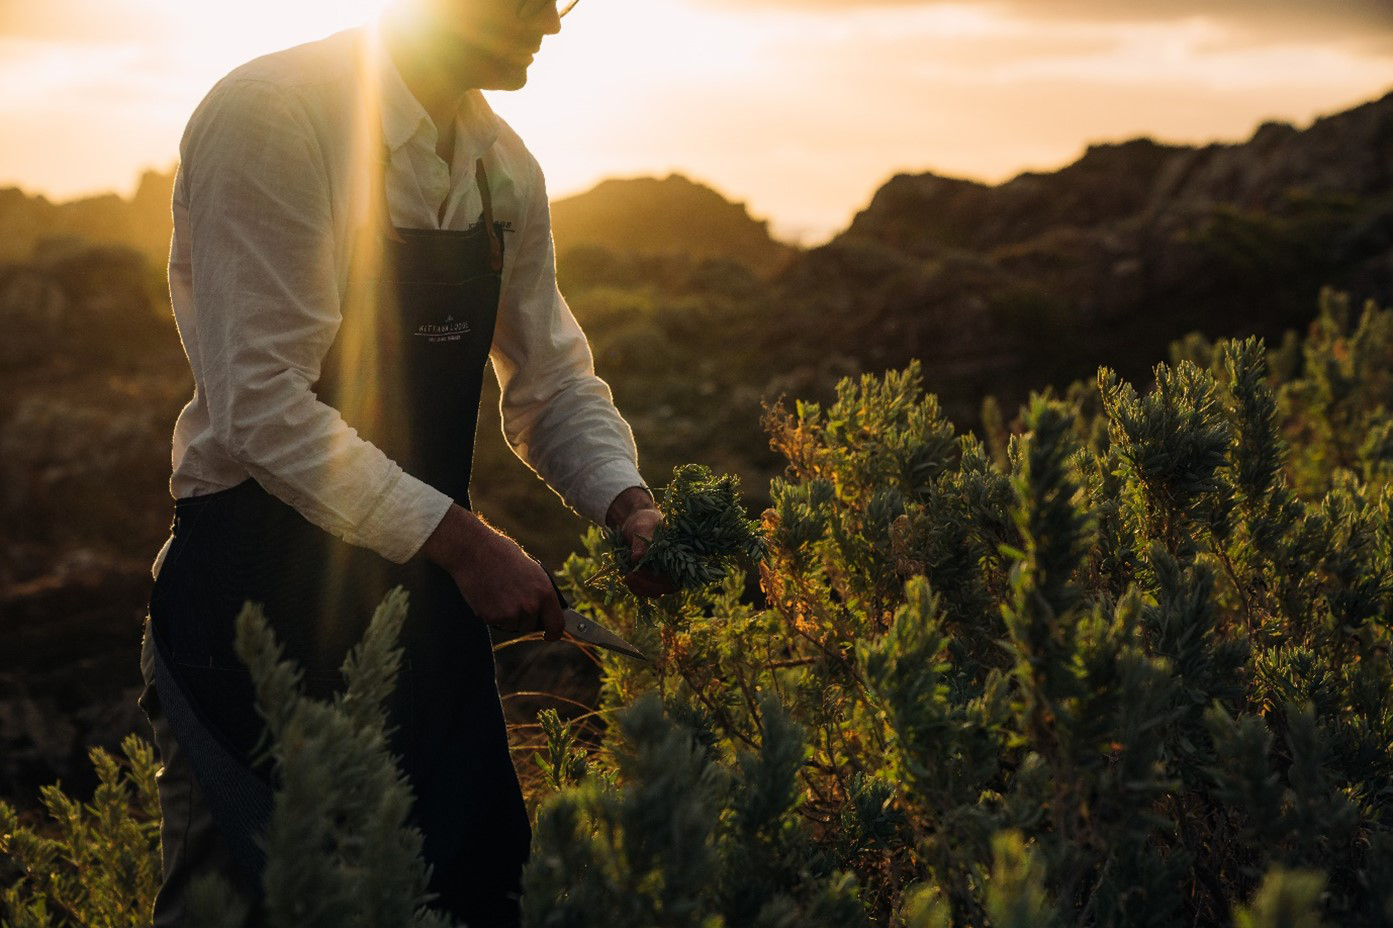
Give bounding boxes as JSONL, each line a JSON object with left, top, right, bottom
{"left": 377, "top": 144, "right": 406, "bottom": 244}
{"left": 475, "top": 158, "right": 503, "bottom": 274}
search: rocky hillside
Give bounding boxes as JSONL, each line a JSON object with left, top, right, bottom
{"left": 0, "top": 170, "right": 176, "bottom": 266}
{"left": 0, "top": 170, "right": 793, "bottom": 272}
{"left": 771, "top": 91, "right": 1393, "bottom": 420}
{"left": 0, "top": 241, "right": 187, "bottom": 804}
{"left": 550, "top": 174, "right": 794, "bottom": 275}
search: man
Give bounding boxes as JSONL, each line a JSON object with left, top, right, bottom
{"left": 138, "top": 0, "right": 665, "bottom": 924}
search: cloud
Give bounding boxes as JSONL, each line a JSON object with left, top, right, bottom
{"left": 1018, "top": 0, "right": 1393, "bottom": 47}
{"left": 690, "top": 0, "right": 1393, "bottom": 47}
{"left": 0, "top": 0, "right": 174, "bottom": 43}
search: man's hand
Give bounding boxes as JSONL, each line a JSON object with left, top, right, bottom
{"left": 607, "top": 486, "right": 679, "bottom": 597}
{"left": 420, "top": 504, "right": 565, "bottom": 641}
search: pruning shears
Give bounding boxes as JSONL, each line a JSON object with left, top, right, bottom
{"left": 562, "top": 607, "right": 649, "bottom": 662}
{"left": 544, "top": 567, "right": 649, "bottom": 662}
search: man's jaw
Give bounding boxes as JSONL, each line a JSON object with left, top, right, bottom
{"left": 435, "top": 31, "right": 544, "bottom": 91}
{"left": 384, "top": 4, "right": 545, "bottom": 93}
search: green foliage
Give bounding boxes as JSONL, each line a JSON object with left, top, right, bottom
{"left": 1231, "top": 869, "right": 1327, "bottom": 928}
{"left": 609, "top": 463, "right": 769, "bottom": 595}
{"left": 523, "top": 693, "right": 862, "bottom": 928}
{"left": 8, "top": 291, "right": 1393, "bottom": 927}
{"left": 1281, "top": 289, "right": 1393, "bottom": 493}
{"left": 984, "top": 832, "right": 1061, "bottom": 928}
{"left": 204, "top": 589, "right": 455, "bottom": 928}
{"left": 533, "top": 709, "right": 590, "bottom": 795}
{"left": 0, "top": 591, "right": 459, "bottom": 928}
{"left": 0, "top": 736, "right": 160, "bottom": 927}
{"left": 535, "top": 292, "right": 1393, "bottom": 926}
{"left": 1099, "top": 358, "right": 1231, "bottom": 550}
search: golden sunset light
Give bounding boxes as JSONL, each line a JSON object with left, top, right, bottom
{"left": 1, "top": 0, "right": 1390, "bottom": 240}
{"left": 7, "top": 1, "right": 1393, "bottom": 921}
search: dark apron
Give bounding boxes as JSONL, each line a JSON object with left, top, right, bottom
{"left": 148, "top": 159, "right": 529, "bottom": 926}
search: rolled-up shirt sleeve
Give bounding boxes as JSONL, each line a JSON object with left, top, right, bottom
{"left": 182, "top": 78, "right": 452, "bottom": 563}
{"left": 490, "top": 157, "right": 645, "bottom": 526}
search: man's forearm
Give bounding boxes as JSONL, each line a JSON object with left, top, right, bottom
{"left": 419, "top": 503, "right": 489, "bottom": 573}
{"left": 417, "top": 502, "right": 567, "bottom": 640}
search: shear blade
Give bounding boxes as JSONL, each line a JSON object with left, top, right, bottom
{"left": 563, "top": 609, "right": 649, "bottom": 662}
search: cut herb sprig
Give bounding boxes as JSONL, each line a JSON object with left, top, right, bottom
{"left": 607, "top": 464, "right": 768, "bottom": 594}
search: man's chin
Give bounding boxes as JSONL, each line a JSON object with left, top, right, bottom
{"left": 484, "top": 66, "right": 530, "bottom": 91}
{"left": 459, "top": 49, "right": 533, "bottom": 91}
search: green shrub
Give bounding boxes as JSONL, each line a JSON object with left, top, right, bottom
{"left": 538, "top": 292, "right": 1393, "bottom": 926}
{"left": 5, "top": 293, "right": 1392, "bottom": 927}
{"left": 1, "top": 592, "right": 457, "bottom": 928}
{"left": 0, "top": 737, "right": 160, "bottom": 927}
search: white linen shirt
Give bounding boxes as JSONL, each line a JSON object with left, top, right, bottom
{"left": 159, "top": 26, "right": 643, "bottom": 574}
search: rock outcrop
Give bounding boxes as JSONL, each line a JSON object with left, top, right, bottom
{"left": 771, "top": 91, "right": 1393, "bottom": 419}
{"left": 0, "top": 170, "right": 176, "bottom": 266}
{"left": 549, "top": 173, "right": 795, "bottom": 275}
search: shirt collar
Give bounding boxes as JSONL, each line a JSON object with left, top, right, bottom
{"left": 374, "top": 26, "right": 501, "bottom": 160}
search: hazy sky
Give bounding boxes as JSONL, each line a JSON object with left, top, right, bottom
{"left": 1, "top": 0, "right": 1390, "bottom": 242}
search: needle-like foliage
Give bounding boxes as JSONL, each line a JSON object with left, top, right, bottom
{"left": 6, "top": 292, "right": 1393, "bottom": 928}
{"left": 0, "top": 736, "right": 160, "bottom": 928}
{"left": 609, "top": 463, "right": 769, "bottom": 593}
{"left": 207, "top": 588, "right": 454, "bottom": 928}
{"left": 533, "top": 291, "right": 1393, "bottom": 927}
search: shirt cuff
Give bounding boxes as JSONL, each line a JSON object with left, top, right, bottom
{"left": 567, "top": 459, "right": 647, "bottom": 527}
{"left": 352, "top": 468, "right": 455, "bottom": 564}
